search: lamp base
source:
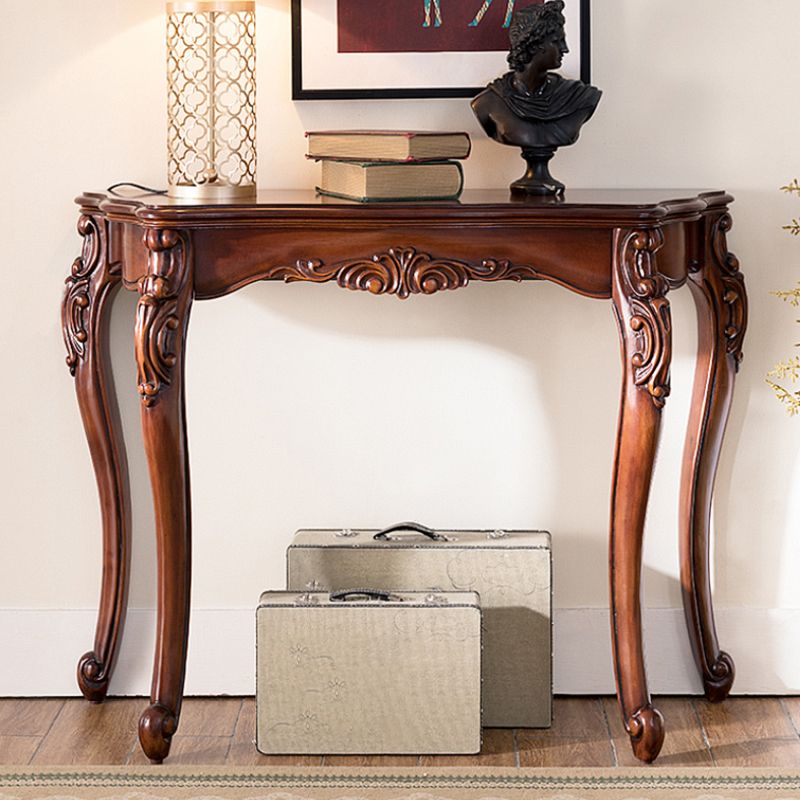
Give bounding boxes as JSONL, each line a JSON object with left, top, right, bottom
{"left": 168, "top": 183, "right": 257, "bottom": 202}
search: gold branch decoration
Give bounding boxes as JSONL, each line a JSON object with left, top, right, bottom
{"left": 768, "top": 180, "right": 800, "bottom": 415}
{"left": 773, "top": 287, "right": 800, "bottom": 306}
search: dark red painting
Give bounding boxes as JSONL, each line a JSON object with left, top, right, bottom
{"left": 337, "top": 0, "right": 545, "bottom": 53}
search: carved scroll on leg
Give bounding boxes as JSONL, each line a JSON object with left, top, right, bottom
{"left": 679, "top": 211, "right": 746, "bottom": 702}
{"left": 62, "top": 213, "right": 131, "bottom": 702}
{"left": 609, "top": 228, "right": 670, "bottom": 763}
{"left": 135, "top": 229, "right": 194, "bottom": 762}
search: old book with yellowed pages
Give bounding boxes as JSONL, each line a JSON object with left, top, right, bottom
{"left": 256, "top": 589, "right": 482, "bottom": 755}
{"left": 317, "top": 160, "right": 464, "bottom": 202}
{"left": 306, "top": 129, "right": 471, "bottom": 162}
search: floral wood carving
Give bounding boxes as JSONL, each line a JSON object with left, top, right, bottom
{"left": 135, "top": 229, "right": 192, "bottom": 407}
{"left": 617, "top": 229, "right": 671, "bottom": 409}
{"left": 63, "top": 214, "right": 122, "bottom": 376}
{"left": 711, "top": 213, "right": 747, "bottom": 371}
{"left": 63, "top": 215, "right": 104, "bottom": 375}
{"left": 267, "top": 247, "right": 540, "bottom": 299}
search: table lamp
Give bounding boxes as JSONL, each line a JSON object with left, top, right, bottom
{"left": 166, "top": 1, "right": 257, "bottom": 199}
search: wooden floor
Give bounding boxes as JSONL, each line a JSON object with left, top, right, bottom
{"left": 1, "top": 697, "right": 799, "bottom": 767}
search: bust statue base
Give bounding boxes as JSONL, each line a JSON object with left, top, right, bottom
{"left": 511, "top": 147, "right": 565, "bottom": 196}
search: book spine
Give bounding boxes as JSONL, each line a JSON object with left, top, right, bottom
{"left": 315, "top": 187, "right": 370, "bottom": 203}
{"left": 308, "top": 152, "right": 469, "bottom": 163}
{"left": 317, "top": 160, "right": 464, "bottom": 202}
{"left": 307, "top": 134, "right": 472, "bottom": 162}
{"left": 316, "top": 190, "right": 464, "bottom": 203}
{"left": 315, "top": 187, "right": 464, "bottom": 204}
{"left": 307, "top": 154, "right": 420, "bottom": 163}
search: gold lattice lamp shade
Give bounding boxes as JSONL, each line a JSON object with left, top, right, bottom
{"left": 166, "top": 1, "right": 256, "bottom": 199}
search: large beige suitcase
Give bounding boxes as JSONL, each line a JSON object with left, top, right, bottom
{"left": 256, "top": 589, "right": 482, "bottom": 755}
{"left": 287, "top": 522, "right": 551, "bottom": 728}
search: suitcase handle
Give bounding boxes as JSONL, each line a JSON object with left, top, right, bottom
{"left": 329, "top": 589, "right": 401, "bottom": 602}
{"left": 374, "top": 521, "right": 448, "bottom": 542}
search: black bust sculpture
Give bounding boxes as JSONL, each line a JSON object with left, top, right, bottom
{"left": 471, "top": 0, "right": 602, "bottom": 196}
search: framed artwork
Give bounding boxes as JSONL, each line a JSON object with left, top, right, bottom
{"left": 291, "top": 0, "right": 590, "bottom": 100}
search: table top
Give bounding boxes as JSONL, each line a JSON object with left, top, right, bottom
{"left": 79, "top": 189, "right": 732, "bottom": 228}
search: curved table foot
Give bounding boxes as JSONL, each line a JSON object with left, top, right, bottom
{"left": 680, "top": 212, "right": 746, "bottom": 702}
{"left": 63, "top": 213, "right": 131, "bottom": 704}
{"left": 627, "top": 704, "right": 665, "bottom": 763}
{"left": 139, "top": 703, "right": 178, "bottom": 763}
{"left": 77, "top": 651, "right": 112, "bottom": 703}
{"left": 610, "top": 229, "right": 671, "bottom": 763}
{"left": 135, "top": 229, "right": 194, "bottom": 762}
{"left": 703, "top": 651, "right": 736, "bottom": 703}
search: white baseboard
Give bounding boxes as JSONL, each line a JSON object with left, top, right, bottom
{"left": 2, "top": 607, "right": 797, "bottom": 696}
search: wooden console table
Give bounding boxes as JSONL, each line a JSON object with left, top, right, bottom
{"left": 62, "top": 189, "right": 747, "bottom": 764}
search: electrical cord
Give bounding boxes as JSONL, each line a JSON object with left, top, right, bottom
{"left": 106, "top": 182, "right": 168, "bottom": 196}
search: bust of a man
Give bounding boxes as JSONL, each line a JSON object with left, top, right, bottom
{"left": 471, "top": 0, "right": 602, "bottom": 195}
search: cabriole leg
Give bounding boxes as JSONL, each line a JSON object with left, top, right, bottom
{"left": 63, "top": 213, "right": 131, "bottom": 703}
{"left": 134, "top": 229, "right": 194, "bottom": 763}
{"left": 609, "top": 228, "right": 670, "bottom": 763}
{"left": 679, "top": 212, "right": 746, "bottom": 702}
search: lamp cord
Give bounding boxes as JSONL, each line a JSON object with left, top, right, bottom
{"left": 107, "top": 182, "right": 168, "bottom": 196}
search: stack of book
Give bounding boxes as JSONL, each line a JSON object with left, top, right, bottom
{"left": 306, "top": 130, "right": 471, "bottom": 202}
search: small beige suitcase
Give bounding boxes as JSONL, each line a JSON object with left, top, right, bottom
{"left": 256, "top": 589, "right": 482, "bottom": 755}
{"left": 287, "top": 522, "right": 551, "bottom": 728}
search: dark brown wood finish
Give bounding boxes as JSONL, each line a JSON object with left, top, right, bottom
{"left": 66, "top": 189, "right": 744, "bottom": 764}
{"left": 608, "top": 227, "right": 674, "bottom": 763}
{"left": 134, "top": 229, "right": 195, "bottom": 763}
{"left": 61, "top": 213, "right": 132, "bottom": 703}
{"left": 679, "top": 211, "right": 747, "bottom": 702}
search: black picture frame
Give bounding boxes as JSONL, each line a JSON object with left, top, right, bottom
{"left": 292, "top": 0, "right": 591, "bottom": 100}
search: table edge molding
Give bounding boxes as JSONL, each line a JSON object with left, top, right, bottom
{"left": 76, "top": 191, "right": 733, "bottom": 230}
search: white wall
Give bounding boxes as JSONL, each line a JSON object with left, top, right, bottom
{"left": 1, "top": 0, "right": 799, "bottom": 695}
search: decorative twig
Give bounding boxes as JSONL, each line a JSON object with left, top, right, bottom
{"left": 767, "top": 357, "right": 800, "bottom": 382}
{"left": 769, "top": 181, "right": 800, "bottom": 414}
{"left": 766, "top": 380, "right": 800, "bottom": 415}
{"left": 771, "top": 284, "right": 800, "bottom": 306}
{"left": 781, "top": 179, "right": 800, "bottom": 195}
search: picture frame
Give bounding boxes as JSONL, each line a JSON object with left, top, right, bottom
{"left": 292, "top": 0, "right": 590, "bottom": 100}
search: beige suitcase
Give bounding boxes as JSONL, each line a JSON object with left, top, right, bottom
{"left": 287, "top": 522, "right": 551, "bottom": 728}
{"left": 256, "top": 589, "right": 482, "bottom": 755}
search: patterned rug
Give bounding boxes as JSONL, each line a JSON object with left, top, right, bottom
{"left": 1, "top": 767, "right": 799, "bottom": 800}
